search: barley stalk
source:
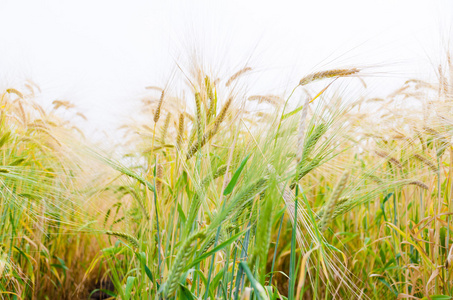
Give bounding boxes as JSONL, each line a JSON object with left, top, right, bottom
{"left": 296, "top": 98, "right": 310, "bottom": 162}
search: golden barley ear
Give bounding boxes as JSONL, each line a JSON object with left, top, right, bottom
{"left": 160, "top": 113, "right": 171, "bottom": 144}
{"left": 186, "top": 97, "right": 232, "bottom": 160}
{"left": 299, "top": 68, "right": 360, "bottom": 86}
{"left": 153, "top": 90, "right": 165, "bottom": 123}
{"left": 225, "top": 67, "right": 252, "bottom": 87}
{"left": 413, "top": 154, "right": 438, "bottom": 172}
{"left": 374, "top": 150, "right": 403, "bottom": 169}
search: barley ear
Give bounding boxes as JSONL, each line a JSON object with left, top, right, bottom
{"left": 153, "top": 90, "right": 165, "bottom": 123}
{"left": 160, "top": 113, "right": 171, "bottom": 144}
{"left": 105, "top": 231, "right": 139, "bottom": 249}
{"left": 319, "top": 172, "right": 349, "bottom": 233}
{"left": 176, "top": 113, "right": 184, "bottom": 151}
{"left": 163, "top": 231, "right": 205, "bottom": 297}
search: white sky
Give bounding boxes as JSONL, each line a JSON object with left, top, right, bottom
{"left": 0, "top": 0, "right": 452, "bottom": 141}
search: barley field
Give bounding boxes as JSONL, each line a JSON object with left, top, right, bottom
{"left": 1, "top": 55, "right": 453, "bottom": 300}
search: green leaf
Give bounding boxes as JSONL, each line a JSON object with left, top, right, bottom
{"left": 177, "top": 203, "right": 187, "bottom": 224}
{"left": 377, "top": 278, "right": 398, "bottom": 296}
{"left": 189, "top": 229, "right": 246, "bottom": 269}
{"left": 239, "top": 262, "right": 269, "bottom": 300}
{"left": 179, "top": 283, "right": 196, "bottom": 300}
{"left": 223, "top": 154, "right": 250, "bottom": 195}
{"left": 124, "top": 276, "right": 136, "bottom": 300}
{"left": 282, "top": 105, "right": 304, "bottom": 120}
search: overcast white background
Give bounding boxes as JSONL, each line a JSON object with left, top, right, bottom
{"left": 0, "top": 1, "right": 452, "bottom": 141}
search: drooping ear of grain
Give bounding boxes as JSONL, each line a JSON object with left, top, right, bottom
{"left": 299, "top": 68, "right": 360, "bottom": 86}
{"left": 105, "top": 231, "right": 139, "bottom": 248}
{"left": 375, "top": 150, "right": 403, "bottom": 169}
{"left": 413, "top": 153, "right": 438, "bottom": 172}
{"left": 225, "top": 67, "right": 252, "bottom": 87}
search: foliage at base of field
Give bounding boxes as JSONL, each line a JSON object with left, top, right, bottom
{"left": 2, "top": 57, "right": 453, "bottom": 300}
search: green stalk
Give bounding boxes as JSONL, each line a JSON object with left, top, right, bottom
{"left": 288, "top": 185, "right": 299, "bottom": 300}
{"left": 269, "top": 214, "right": 284, "bottom": 285}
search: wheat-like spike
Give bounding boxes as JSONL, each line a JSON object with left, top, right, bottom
{"left": 319, "top": 172, "right": 349, "bottom": 232}
{"left": 163, "top": 231, "right": 205, "bottom": 297}
{"left": 375, "top": 150, "right": 403, "bottom": 169}
{"left": 201, "top": 165, "right": 228, "bottom": 186}
{"left": 153, "top": 90, "right": 165, "bottom": 123}
{"left": 145, "top": 86, "right": 163, "bottom": 91}
{"left": 176, "top": 113, "right": 184, "bottom": 151}
{"left": 406, "top": 180, "right": 429, "bottom": 190}
{"left": 105, "top": 231, "right": 139, "bottom": 248}
{"left": 414, "top": 130, "right": 427, "bottom": 152}
{"left": 290, "top": 156, "right": 324, "bottom": 189}
{"left": 225, "top": 67, "right": 252, "bottom": 87}
{"left": 205, "top": 76, "right": 217, "bottom": 123}
{"left": 6, "top": 88, "right": 23, "bottom": 99}
{"left": 364, "top": 173, "right": 383, "bottom": 184}
{"left": 160, "top": 113, "right": 171, "bottom": 144}
{"left": 186, "top": 98, "right": 232, "bottom": 160}
{"left": 194, "top": 92, "right": 203, "bottom": 149}
{"left": 413, "top": 154, "right": 438, "bottom": 172}
{"left": 210, "top": 178, "right": 267, "bottom": 231}
{"left": 296, "top": 98, "right": 310, "bottom": 162}
{"left": 316, "top": 197, "right": 348, "bottom": 220}
{"left": 247, "top": 95, "right": 282, "bottom": 106}
{"left": 299, "top": 68, "right": 360, "bottom": 86}
{"left": 143, "top": 144, "right": 175, "bottom": 153}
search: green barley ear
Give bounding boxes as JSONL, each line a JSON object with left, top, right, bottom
{"left": 319, "top": 172, "right": 349, "bottom": 233}
{"left": 105, "top": 231, "right": 139, "bottom": 249}
{"left": 176, "top": 113, "right": 184, "bottom": 151}
{"left": 162, "top": 231, "right": 205, "bottom": 298}
{"left": 194, "top": 92, "right": 203, "bottom": 147}
{"left": 300, "top": 123, "right": 327, "bottom": 163}
{"left": 205, "top": 76, "right": 217, "bottom": 123}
